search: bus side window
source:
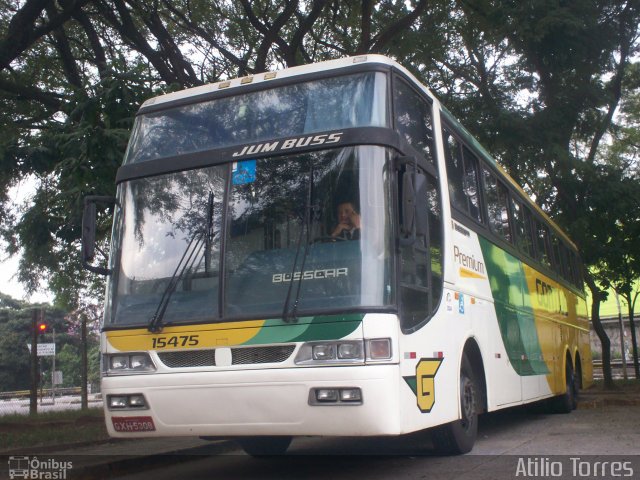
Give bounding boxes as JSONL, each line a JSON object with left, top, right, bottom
{"left": 393, "top": 78, "right": 435, "bottom": 165}
{"left": 443, "top": 130, "right": 482, "bottom": 223}
{"left": 482, "top": 167, "right": 512, "bottom": 242}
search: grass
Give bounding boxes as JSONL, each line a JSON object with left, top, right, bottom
{"left": 0, "top": 408, "right": 110, "bottom": 453}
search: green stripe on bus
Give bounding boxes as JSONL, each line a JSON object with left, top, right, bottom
{"left": 244, "top": 313, "right": 364, "bottom": 345}
{"left": 479, "top": 238, "right": 549, "bottom": 376}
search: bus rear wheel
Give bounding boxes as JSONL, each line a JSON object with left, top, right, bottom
{"left": 431, "top": 355, "right": 478, "bottom": 455}
{"left": 237, "top": 436, "right": 292, "bottom": 456}
{"left": 550, "top": 362, "right": 577, "bottom": 413}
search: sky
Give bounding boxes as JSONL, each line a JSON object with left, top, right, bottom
{"left": 0, "top": 178, "right": 52, "bottom": 303}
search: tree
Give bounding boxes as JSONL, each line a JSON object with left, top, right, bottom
{"left": 1, "top": 0, "right": 639, "bottom": 387}
{"left": 0, "top": 293, "right": 67, "bottom": 391}
{"left": 590, "top": 65, "right": 640, "bottom": 379}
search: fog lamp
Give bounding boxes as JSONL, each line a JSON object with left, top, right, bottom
{"left": 340, "top": 388, "right": 362, "bottom": 402}
{"left": 316, "top": 389, "right": 339, "bottom": 402}
{"left": 109, "top": 396, "right": 128, "bottom": 409}
{"left": 128, "top": 394, "right": 147, "bottom": 408}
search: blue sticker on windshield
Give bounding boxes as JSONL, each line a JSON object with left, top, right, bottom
{"left": 232, "top": 159, "right": 257, "bottom": 185}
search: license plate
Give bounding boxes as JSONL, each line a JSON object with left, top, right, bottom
{"left": 112, "top": 416, "right": 156, "bottom": 432}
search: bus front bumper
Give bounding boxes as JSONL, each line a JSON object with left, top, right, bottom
{"left": 102, "top": 364, "right": 402, "bottom": 437}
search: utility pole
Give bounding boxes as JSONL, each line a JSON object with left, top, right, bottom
{"left": 29, "top": 309, "right": 38, "bottom": 415}
{"left": 615, "top": 291, "right": 629, "bottom": 380}
{"left": 81, "top": 313, "right": 88, "bottom": 410}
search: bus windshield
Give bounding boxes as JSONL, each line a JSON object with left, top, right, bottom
{"left": 105, "top": 145, "right": 394, "bottom": 327}
{"left": 124, "top": 72, "right": 388, "bottom": 164}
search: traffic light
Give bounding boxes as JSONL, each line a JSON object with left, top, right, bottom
{"left": 37, "top": 322, "right": 47, "bottom": 335}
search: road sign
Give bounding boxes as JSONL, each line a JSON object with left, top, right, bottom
{"left": 53, "top": 370, "right": 63, "bottom": 385}
{"left": 37, "top": 343, "right": 56, "bottom": 357}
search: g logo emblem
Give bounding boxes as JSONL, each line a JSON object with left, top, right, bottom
{"left": 416, "top": 358, "right": 443, "bottom": 412}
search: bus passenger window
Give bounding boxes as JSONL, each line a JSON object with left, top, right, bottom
{"left": 534, "top": 220, "right": 552, "bottom": 268}
{"left": 482, "top": 168, "right": 512, "bottom": 242}
{"left": 550, "top": 233, "right": 563, "bottom": 275}
{"left": 443, "top": 130, "right": 482, "bottom": 223}
{"left": 511, "top": 198, "right": 534, "bottom": 257}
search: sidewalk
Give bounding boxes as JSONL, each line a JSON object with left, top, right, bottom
{"left": 5, "top": 385, "right": 639, "bottom": 479}
{"left": 576, "top": 382, "right": 640, "bottom": 409}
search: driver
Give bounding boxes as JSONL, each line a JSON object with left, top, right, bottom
{"left": 331, "top": 201, "right": 361, "bottom": 240}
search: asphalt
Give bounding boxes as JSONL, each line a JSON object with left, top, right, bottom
{"left": 5, "top": 385, "right": 640, "bottom": 480}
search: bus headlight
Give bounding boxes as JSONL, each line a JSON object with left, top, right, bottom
{"left": 295, "top": 341, "right": 364, "bottom": 365}
{"left": 312, "top": 344, "right": 336, "bottom": 360}
{"left": 104, "top": 353, "right": 156, "bottom": 375}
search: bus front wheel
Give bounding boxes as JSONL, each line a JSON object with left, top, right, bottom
{"left": 431, "top": 355, "right": 478, "bottom": 455}
{"left": 237, "top": 436, "right": 292, "bottom": 456}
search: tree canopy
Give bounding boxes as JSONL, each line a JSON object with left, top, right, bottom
{"left": 1, "top": 0, "right": 639, "bottom": 363}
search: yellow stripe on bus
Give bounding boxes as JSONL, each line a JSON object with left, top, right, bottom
{"left": 106, "top": 320, "right": 266, "bottom": 351}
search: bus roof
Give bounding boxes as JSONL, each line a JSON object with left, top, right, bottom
{"left": 141, "top": 55, "right": 404, "bottom": 110}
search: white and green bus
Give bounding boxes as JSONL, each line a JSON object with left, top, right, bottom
{"left": 83, "top": 55, "right": 592, "bottom": 455}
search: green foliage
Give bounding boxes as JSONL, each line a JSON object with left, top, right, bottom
{"left": 0, "top": 0, "right": 638, "bottom": 326}
{"left": 0, "top": 293, "right": 97, "bottom": 392}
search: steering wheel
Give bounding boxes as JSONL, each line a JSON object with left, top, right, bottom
{"left": 313, "top": 235, "right": 347, "bottom": 243}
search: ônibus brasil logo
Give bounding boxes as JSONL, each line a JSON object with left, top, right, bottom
{"left": 8, "top": 456, "right": 73, "bottom": 480}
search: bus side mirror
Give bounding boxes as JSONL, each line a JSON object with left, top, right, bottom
{"left": 82, "top": 196, "right": 117, "bottom": 275}
{"left": 397, "top": 156, "right": 428, "bottom": 245}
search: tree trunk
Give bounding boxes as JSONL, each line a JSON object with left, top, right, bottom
{"left": 585, "top": 275, "right": 614, "bottom": 388}
{"left": 626, "top": 301, "right": 639, "bottom": 379}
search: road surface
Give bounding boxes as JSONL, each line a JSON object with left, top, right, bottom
{"left": 111, "top": 403, "right": 640, "bottom": 480}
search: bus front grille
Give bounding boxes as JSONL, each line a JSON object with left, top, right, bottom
{"left": 232, "top": 345, "right": 296, "bottom": 364}
{"left": 158, "top": 350, "right": 215, "bottom": 368}
{"left": 157, "top": 345, "right": 296, "bottom": 368}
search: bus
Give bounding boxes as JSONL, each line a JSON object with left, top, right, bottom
{"left": 82, "top": 54, "right": 592, "bottom": 455}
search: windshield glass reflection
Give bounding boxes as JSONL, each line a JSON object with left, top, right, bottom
{"left": 107, "top": 166, "right": 226, "bottom": 326}
{"left": 225, "top": 146, "right": 393, "bottom": 318}
{"left": 125, "top": 72, "right": 387, "bottom": 164}
{"left": 106, "top": 146, "right": 393, "bottom": 327}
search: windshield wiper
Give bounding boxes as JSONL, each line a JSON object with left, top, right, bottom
{"left": 148, "top": 191, "right": 214, "bottom": 333}
{"left": 282, "top": 167, "right": 317, "bottom": 323}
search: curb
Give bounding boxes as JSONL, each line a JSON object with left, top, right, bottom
{"left": 577, "top": 395, "right": 640, "bottom": 409}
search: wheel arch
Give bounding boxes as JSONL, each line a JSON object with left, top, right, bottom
{"left": 462, "top": 337, "right": 487, "bottom": 414}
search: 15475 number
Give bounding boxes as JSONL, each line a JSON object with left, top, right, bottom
{"left": 151, "top": 335, "right": 199, "bottom": 349}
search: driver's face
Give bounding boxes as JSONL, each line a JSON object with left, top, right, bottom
{"left": 337, "top": 203, "right": 357, "bottom": 226}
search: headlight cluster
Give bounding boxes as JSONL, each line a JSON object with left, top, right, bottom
{"left": 103, "top": 353, "right": 156, "bottom": 375}
{"left": 294, "top": 338, "right": 392, "bottom": 365}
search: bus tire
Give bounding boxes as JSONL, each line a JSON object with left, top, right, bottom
{"left": 431, "top": 355, "right": 478, "bottom": 455}
{"left": 237, "top": 436, "right": 292, "bottom": 456}
{"left": 550, "top": 362, "right": 576, "bottom": 414}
